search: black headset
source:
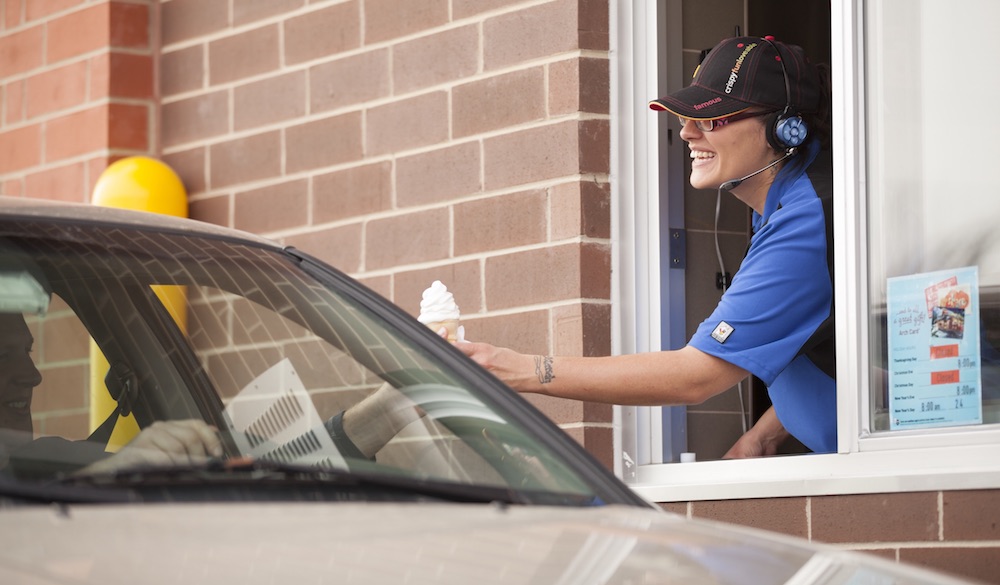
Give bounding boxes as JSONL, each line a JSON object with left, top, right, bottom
{"left": 760, "top": 37, "right": 808, "bottom": 153}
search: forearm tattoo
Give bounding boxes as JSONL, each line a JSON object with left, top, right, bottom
{"left": 534, "top": 355, "right": 555, "bottom": 384}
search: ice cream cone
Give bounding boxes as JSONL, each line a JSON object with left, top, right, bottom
{"left": 425, "top": 318, "right": 460, "bottom": 342}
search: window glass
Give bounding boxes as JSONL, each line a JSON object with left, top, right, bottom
{"left": 866, "top": 0, "right": 1000, "bottom": 433}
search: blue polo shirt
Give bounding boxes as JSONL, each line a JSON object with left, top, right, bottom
{"left": 688, "top": 140, "right": 836, "bottom": 453}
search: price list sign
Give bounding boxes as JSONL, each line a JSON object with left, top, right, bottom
{"left": 887, "top": 267, "right": 982, "bottom": 430}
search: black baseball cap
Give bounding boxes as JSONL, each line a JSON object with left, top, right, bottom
{"left": 649, "top": 36, "right": 820, "bottom": 120}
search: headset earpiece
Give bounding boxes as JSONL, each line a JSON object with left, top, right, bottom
{"left": 766, "top": 110, "right": 809, "bottom": 151}
{"left": 760, "top": 36, "right": 809, "bottom": 152}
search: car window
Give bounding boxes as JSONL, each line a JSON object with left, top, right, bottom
{"left": 0, "top": 221, "right": 611, "bottom": 506}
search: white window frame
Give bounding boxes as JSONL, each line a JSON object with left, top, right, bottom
{"left": 613, "top": 0, "right": 1000, "bottom": 503}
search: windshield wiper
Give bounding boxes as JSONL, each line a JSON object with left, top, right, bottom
{"left": 59, "top": 457, "right": 535, "bottom": 505}
{"left": 0, "top": 475, "right": 135, "bottom": 505}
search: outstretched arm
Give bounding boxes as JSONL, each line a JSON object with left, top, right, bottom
{"left": 456, "top": 341, "right": 749, "bottom": 407}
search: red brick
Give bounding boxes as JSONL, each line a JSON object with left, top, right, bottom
{"left": 395, "top": 142, "right": 481, "bottom": 207}
{"left": 1, "top": 177, "right": 24, "bottom": 196}
{"left": 162, "top": 147, "right": 206, "bottom": 195}
{"left": 45, "top": 106, "right": 105, "bottom": 161}
{"left": 453, "top": 0, "right": 525, "bottom": 19}
{"left": 85, "top": 155, "right": 112, "bottom": 199}
{"left": 943, "top": 489, "right": 1000, "bottom": 540}
{"left": 209, "top": 131, "right": 282, "bottom": 189}
{"left": 394, "top": 261, "right": 482, "bottom": 316}
{"left": 485, "top": 243, "right": 608, "bottom": 310}
{"left": 208, "top": 25, "right": 280, "bottom": 85}
{"left": 25, "top": 60, "right": 87, "bottom": 118}
{"left": 313, "top": 161, "right": 392, "bottom": 224}
{"left": 26, "top": 0, "right": 86, "bottom": 22}
{"left": 581, "top": 242, "right": 611, "bottom": 298}
{"left": 0, "top": 124, "right": 41, "bottom": 173}
{"left": 466, "top": 308, "right": 550, "bottom": 355}
{"left": 4, "top": 0, "right": 22, "bottom": 28}
{"left": 453, "top": 189, "right": 546, "bottom": 255}
{"left": 189, "top": 193, "right": 231, "bottom": 227}
{"left": 363, "top": 0, "right": 448, "bottom": 44}
{"left": 483, "top": 120, "right": 579, "bottom": 190}
{"left": 580, "top": 119, "right": 610, "bottom": 173}
{"left": 549, "top": 57, "right": 609, "bottom": 115}
{"left": 284, "top": 1, "right": 361, "bottom": 65}
{"left": 160, "top": 45, "right": 203, "bottom": 96}
{"left": 692, "top": 498, "right": 810, "bottom": 539}
{"left": 365, "top": 91, "right": 448, "bottom": 156}
{"left": 234, "top": 71, "right": 306, "bottom": 131}
{"left": 24, "top": 161, "right": 86, "bottom": 200}
{"left": 47, "top": 4, "right": 108, "bottom": 62}
{"left": 234, "top": 179, "right": 309, "bottom": 234}
{"left": 483, "top": 0, "right": 576, "bottom": 71}
{"left": 234, "top": 0, "right": 304, "bottom": 26}
{"left": 309, "top": 49, "right": 390, "bottom": 114}
{"left": 579, "top": 0, "right": 609, "bottom": 51}
{"left": 0, "top": 25, "right": 44, "bottom": 78}
{"left": 161, "top": 0, "right": 229, "bottom": 47}
{"left": 284, "top": 223, "right": 363, "bottom": 274}
{"left": 364, "top": 208, "right": 450, "bottom": 271}
{"left": 105, "top": 52, "right": 155, "bottom": 99}
{"left": 562, "top": 425, "right": 614, "bottom": 471}
{"left": 109, "top": 1, "right": 149, "bottom": 49}
{"left": 812, "top": 492, "right": 939, "bottom": 543}
{"left": 108, "top": 102, "right": 149, "bottom": 150}
{"left": 899, "top": 546, "right": 1000, "bottom": 585}
{"left": 393, "top": 25, "right": 479, "bottom": 94}
{"left": 522, "top": 393, "right": 584, "bottom": 425}
{"left": 553, "top": 301, "right": 611, "bottom": 357}
{"left": 286, "top": 112, "right": 363, "bottom": 173}
{"left": 357, "top": 274, "right": 391, "bottom": 300}
{"left": 162, "top": 90, "right": 229, "bottom": 147}
{"left": 4, "top": 79, "right": 25, "bottom": 124}
{"left": 551, "top": 180, "right": 611, "bottom": 240}
{"left": 453, "top": 67, "right": 546, "bottom": 138}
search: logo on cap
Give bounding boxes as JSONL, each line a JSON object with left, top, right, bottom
{"left": 725, "top": 42, "right": 758, "bottom": 95}
{"left": 694, "top": 97, "right": 722, "bottom": 110}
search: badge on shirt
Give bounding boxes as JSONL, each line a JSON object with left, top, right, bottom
{"left": 711, "top": 321, "right": 734, "bottom": 343}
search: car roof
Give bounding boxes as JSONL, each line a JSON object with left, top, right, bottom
{"left": 0, "top": 195, "right": 277, "bottom": 248}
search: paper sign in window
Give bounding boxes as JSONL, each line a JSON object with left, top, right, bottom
{"left": 887, "top": 267, "right": 982, "bottom": 430}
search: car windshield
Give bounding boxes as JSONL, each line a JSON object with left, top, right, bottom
{"left": 0, "top": 205, "right": 630, "bottom": 507}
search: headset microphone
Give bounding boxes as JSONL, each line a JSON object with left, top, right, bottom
{"left": 719, "top": 147, "right": 797, "bottom": 190}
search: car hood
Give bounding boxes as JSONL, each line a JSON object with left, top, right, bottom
{"left": 0, "top": 502, "right": 967, "bottom": 584}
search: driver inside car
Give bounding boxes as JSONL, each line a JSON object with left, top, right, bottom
{"left": 0, "top": 311, "right": 223, "bottom": 479}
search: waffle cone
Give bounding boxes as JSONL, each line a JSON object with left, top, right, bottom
{"left": 425, "top": 318, "right": 460, "bottom": 342}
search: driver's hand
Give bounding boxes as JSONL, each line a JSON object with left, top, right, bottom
{"left": 81, "top": 420, "right": 222, "bottom": 474}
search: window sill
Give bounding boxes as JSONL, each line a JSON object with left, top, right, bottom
{"left": 628, "top": 443, "right": 1000, "bottom": 502}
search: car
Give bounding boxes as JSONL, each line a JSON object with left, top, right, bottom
{"left": 0, "top": 195, "right": 979, "bottom": 584}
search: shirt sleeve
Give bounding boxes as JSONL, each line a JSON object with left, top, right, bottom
{"left": 688, "top": 191, "right": 832, "bottom": 385}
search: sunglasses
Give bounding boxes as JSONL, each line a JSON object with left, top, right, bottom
{"left": 677, "top": 110, "right": 775, "bottom": 132}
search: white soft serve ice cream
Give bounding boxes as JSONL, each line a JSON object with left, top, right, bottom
{"left": 418, "top": 280, "right": 461, "bottom": 341}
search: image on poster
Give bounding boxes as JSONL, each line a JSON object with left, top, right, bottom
{"left": 887, "top": 266, "right": 982, "bottom": 430}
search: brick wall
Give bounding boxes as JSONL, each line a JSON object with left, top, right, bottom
{"left": 155, "top": 0, "right": 615, "bottom": 462}
{"left": 0, "top": 0, "right": 155, "bottom": 200}
{"left": 663, "top": 490, "right": 1000, "bottom": 585}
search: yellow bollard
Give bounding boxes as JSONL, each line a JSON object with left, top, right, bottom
{"left": 90, "top": 156, "right": 188, "bottom": 450}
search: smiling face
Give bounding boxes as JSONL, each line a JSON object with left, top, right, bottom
{"left": 679, "top": 112, "right": 782, "bottom": 211}
{"left": 0, "top": 313, "right": 42, "bottom": 437}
